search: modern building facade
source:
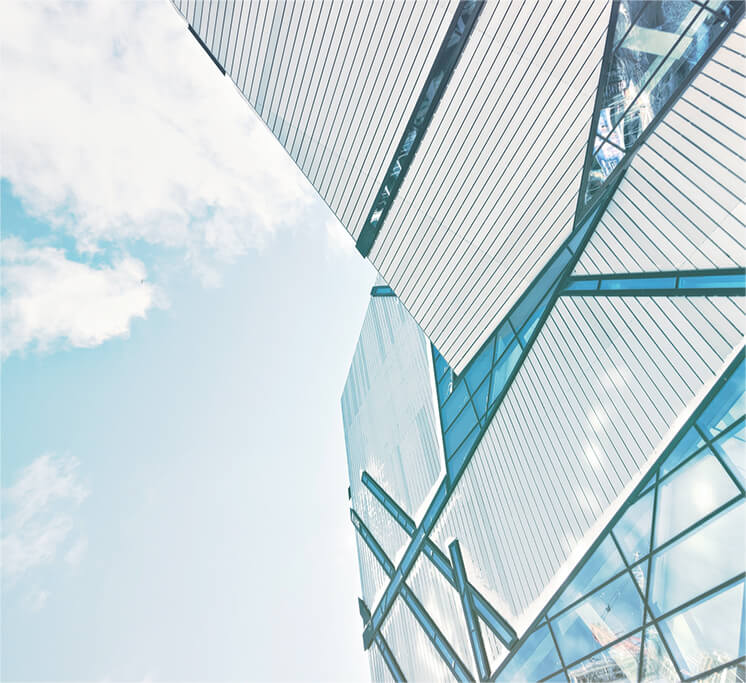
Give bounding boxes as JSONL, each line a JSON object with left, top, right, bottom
{"left": 174, "top": 1, "right": 746, "bottom": 680}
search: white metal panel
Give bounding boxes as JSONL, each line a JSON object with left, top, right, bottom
{"left": 171, "top": 0, "right": 457, "bottom": 241}
{"left": 381, "top": 596, "right": 454, "bottom": 682}
{"left": 430, "top": 294, "right": 744, "bottom": 627}
{"left": 342, "top": 295, "right": 443, "bottom": 559}
{"left": 370, "top": 0, "right": 611, "bottom": 374}
{"left": 368, "top": 645, "right": 394, "bottom": 683}
{"left": 355, "top": 532, "right": 390, "bottom": 610}
{"left": 576, "top": 24, "right": 746, "bottom": 275}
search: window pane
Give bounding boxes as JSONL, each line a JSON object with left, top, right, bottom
{"left": 613, "top": 488, "right": 654, "bottom": 564}
{"left": 713, "top": 422, "right": 746, "bottom": 488}
{"left": 550, "top": 536, "right": 625, "bottom": 616}
{"left": 697, "top": 360, "right": 745, "bottom": 437}
{"left": 658, "top": 581, "right": 745, "bottom": 678}
{"left": 496, "top": 624, "right": 562, "bottom": 683}
{"left": 640, "top": 625, "right": 679, "bottom": 682}
{"left": 655, "top": 452, "right": 740, "bottom": 547}
{"left": 565, "top": 632, "right": 641, "bottom": 682}
{"left": 650, "top": 501, "right": 745, "bottom": 616}
{"left": 660, "top": 426, "right": 705, "bottom": 478}
{"left": 552, "top": 572, "right": 644, "bottom": 665}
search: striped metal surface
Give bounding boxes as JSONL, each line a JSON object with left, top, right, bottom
{"left": 368, "top": 1, "right": 611, "bottom": 374}
{"left": 575, "top": 24, "right": 746, "bottom": 275}
{"left": 429, "top": 294, "right": 745, "bottom": 626}
{"left": 171, "top": 0, "right": 456, "bottom": 240}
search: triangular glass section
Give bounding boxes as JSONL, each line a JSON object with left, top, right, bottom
{"left": 612, "top": 487, "right": 654, "bottom": 564}
{"left": 549, "top": 535, "right": 626, "bottom": 616}
{"left": 640, "top": 625, "right": 679, "bottom": 682}
{"left": 565, "top": 632, "right": 642, "bottom": 683}
{"left": 580, "top": 0, "right": 742, "bottom": 208}
{"left": 495, "top": 624, "right": 562, "bottom": 683}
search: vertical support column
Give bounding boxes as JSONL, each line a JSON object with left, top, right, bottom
{"left": 449, "top": 540, "right": 490, "bottom": 681}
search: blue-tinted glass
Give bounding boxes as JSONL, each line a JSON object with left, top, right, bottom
{"left": 565, "top": 279, "right": 599, "bottom": 292}
{"left": 630, "top": 558, "right": 648, "bottom": 594}
{"left": 640, "top": 625, "right": 679, "bottom": 682}
{"left": 552, "top": 572, "right": 644, "bottom": 665}
{"left": 464, "top": 337, "right": 494, "bottom": 391}
{"left": 613, "top": 488, "right": 654, "bottom": 564}
{"left": 519, "top": 293, "right": 551, "bottom": 346}
{"left": 565, "top": 632, "right": 642, "bottom": 682}
{"left": 585, "top": 0, "right": 733, "bottom": 202}
{"left": 488, "top": 340, "right": 522, "bottom": 409}
{"left": 540, "top": 671, "right": 567, "bottom": 682}
{"left": 655, "top": 452, "right": 739, "bottom": 547}
{"left": 599, "top": 276, "right": 676, "bottom": 290}
{"left": 713, "top": 421, "right": 746, "bottom": 488}
{"left": 433, "top": 348, "right": 449, "bottom": 381}
{"left": 496, "top": 625, "right": 562, "bottom": 682}
{"left": 650, "top": 500, "right": 745, "bottom": 616}
{"left": 679, "top": 274, "right": 746, "bottom": 290}
{"left": 444, "top": 401, "right": 479, "bottom": 455}
{"left": 446, "top": 425, "right": 481, "bottom": 480}
{"left": 658, "top": 580, "right": 745, "bottom": 678}
{"left": 510, "top": 256, "right": 566, "bottom": 331}
{"left": 437, "top": 370, "right": 453, "bottom": 403}
{"left": 697, "top": 360, "right": 745, "bottom": 437}
{"left": 550, "top": 535, "right": 625, "bottom": 616}
{"left": 472, "top": 374, "right": 490, "bottom": 421}
{"left": 441, "top": 379, "right": 470, "bottom": 430}
{"left": 660, "top": 425, "right": 705, "bottom": 477}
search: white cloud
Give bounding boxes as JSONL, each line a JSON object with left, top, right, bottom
{"left": 24, "top": 586, "right": 51, "bottom": 612}
{"left": 1, "top": 0, "right": 313, "bottom": 266}
{"left": 2, "top": 453, "right": 89, "bottom": 579}
{"left": 1, "top": 238, "right": 159, "bottom": 355}
{"left": 64, "top": 536, "right": 89, "bottom": 567}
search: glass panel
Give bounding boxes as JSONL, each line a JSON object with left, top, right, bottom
{"left": 613, "top": 488, "right": 654, "bottom": 564}
{"left": 650, "top": 501, "right": 745, "bottom": 616}
{"left": 444, "top": 400, "right": 479, "bottom": 455}
{"left": 472, "top": 374, "right": 490, "bottom": 421}
{"left": 658, "top": 580, "right": 745, "bottom": 678}
{"left": 696, "top": 661, "right": 746, "bottom": 683}
{"left": 630, "top": 558, "right": 648, "bottom": 595}
{"left": 464, "top": 337, "right": 494, "bottom": 391}
{"left": 441, "top": 379, "right": 470, "bottom": 430}
{"left": 679, "top": 274, "right": 746, "bottom": 290}
{"left": 655, "top": 452, "right": 740, "bottom": 547}
{"left": 565, "top": 632, "right": 641, "bottom": 682}
{"left": 566, "top": 279, "right": 599, "bottom": 292}
{"left": 697, "top": 360, "right": 745, "bottom": 438}
{"left": 585, "top": 0, "right": 734, "bottom": 203}
{"left": 518, "top": 293, "right": 551, "bottom": 346}
{"left": 552, "top": 572, "right": 644, "bottom": 665}
{"left": 540, "top": 672, "right": 568, "bottom": 683}
{"left": 599, "top": 276, "right": 676, "bottom": 290}
{"left": 488, "top": 339, "right": 522, "bottom": 410}
{"left": 437, "top": 369, "right": 453, "bottom": 403}
{"left": 713, "top": 422, "right": 746, "bottom": 488}
{"left": 446, "top": 424, "right": 481, "bottom": 479}
{"left": 550, "top": 536, "right": 626, "bottom": 616}
{"left": 660, "top": 426, "right": 706, "bottom": 478}
{"left": 496, "top": 625, "right": 563, "bottom": 683}
{"left": 640, "top": 625, "right": 679, "bottom": 682}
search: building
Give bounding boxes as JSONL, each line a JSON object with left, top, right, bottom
{"left": 173, "top": 1, "right": 746, "bottom": 680}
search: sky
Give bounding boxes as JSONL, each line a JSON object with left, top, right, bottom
{"left": 1, "top": 1, "right": 376, "bottom": 680}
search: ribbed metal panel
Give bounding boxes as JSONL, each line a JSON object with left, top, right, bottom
{"left": 430, "top": 295, "right": 745, "bottom": 626}
{"left": 355, "top": 532, "right": 389, "bottom": 610}
{"left": 368, "top": 645, "right": 394, "bottom": 683}
{"left": 380, "top": 596, "right": 454, "bottom": 682}
{"left": 171, "top": 0, "right": 456, "bottom": 239}
{"left": 369, "top": 1, "right": 610, "bottom": 374}
{"left": 407, "top": 553, "right": 475, "bottom": 675}
{"left": 342, "top": 295, "right": 443, "bottom": 530}
{"left": 575, "top": 23, "right": 746, "bottom": 275}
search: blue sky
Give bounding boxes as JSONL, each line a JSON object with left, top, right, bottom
{"left": 1, "top": 1, "right": 374, "bottom": 680}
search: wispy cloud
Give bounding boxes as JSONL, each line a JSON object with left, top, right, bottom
{"left": 2, "top": 453, "right": 89, "bottom": 581}
{"left": 1, "top": 238, "right": 159, "bottom": 356}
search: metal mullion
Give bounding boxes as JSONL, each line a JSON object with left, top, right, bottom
{"left": 373, "top": 1, "right": 505, "bottom": 270}
{"left": 687, "top": 657, "right": 746, "bottom": 683}
{"left": 394, "top": 0, "right": 595, "bottom": 305}
{"left": 639, "top": 467, "right": 660, "bottom": 682}
{"left": 296, "top": 1, "right": 349, "bottom": 169}
{"left": 312, "top": 0, "right": 377, "bottom": 192}
{"left": 301, "top": 0, "right": 357, "bottom": 180}
{"left": 342, "top": 0, "right": 434, "bottom": 225}
{"left": 320, "top": 0, "right": 386, "bottom": 205}
{"left": 374, "top": 633, "right": 407, "bottom": 683}
{"left": 698, "top": 432, "right": 746, "bottom": 497}
{"left": 545, "top": 619, "right": 569, "bottom": 682}
{"left": 593, "top": 4, "right": 709, "bottom": 153}
{"left": 335, "top": 0, "right": 411, "bottom": 223}
{"left": 548, "top": 303, "right": 637, "bottom": 485}
{"left": 653, "top": 571, "right": 746, "bottom": 625}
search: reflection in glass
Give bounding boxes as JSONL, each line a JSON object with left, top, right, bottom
{"left": 552, "top": 572, "right": 643, "bottom": 665}
{"left": 640, "top": 625, "right": 679, "bottom": 682}
{"left": 658, "top": 581, "right": 745, "bottom": 678}
{"left": 650, "top": 501, "right": 745, "bottom": 616}
{"left": 565, "top": 633, "right": 641, "bottom": 683}
{"left": 496, "top": 624, "right": 562, "bottom": 682}
{"left": 612, "top": 489, "right": 653, "bottom": 564}
{"left": 713, "top": 421, "right": 746, "bottom": 488}
{"left": 585, "top": 0, "right": 737, "bottom": 203}
{"left": 655, "top": 453, "right": 739, "bottom": 546}
{"left": 660, "top": 426, "right": 705, "bottom": 477}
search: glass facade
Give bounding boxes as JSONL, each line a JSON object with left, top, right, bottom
{"left": 175, "top": 1, "right": 745, "bottom": 681}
